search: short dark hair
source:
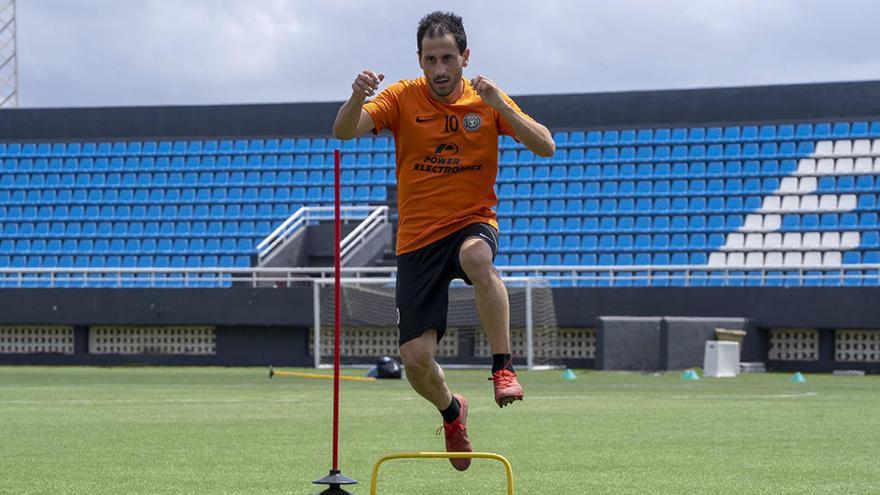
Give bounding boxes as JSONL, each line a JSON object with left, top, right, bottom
{"left": 417, "top": 11, "right": 467, "bottom": 56}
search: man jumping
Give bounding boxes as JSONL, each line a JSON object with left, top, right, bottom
{"left": 332, "top": 11, "right": 555, "bottom": 471}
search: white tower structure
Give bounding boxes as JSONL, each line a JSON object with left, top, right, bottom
{"left": 1, "top": 0, "right": 18, "bottom": 108}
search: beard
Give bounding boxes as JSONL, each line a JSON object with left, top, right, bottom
{"left": 429, "top": 71, "right": 461, "bottom": 97}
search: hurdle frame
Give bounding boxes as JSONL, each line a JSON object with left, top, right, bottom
{"left": 369, "top": 451, "right": 515, "bottom": 494}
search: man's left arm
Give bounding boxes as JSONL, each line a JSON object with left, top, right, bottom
{"left": 471, "top": 75, "right": 556, "bottom": 157}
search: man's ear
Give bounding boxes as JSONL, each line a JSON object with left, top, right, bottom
{"left": 462, "top": 48, "right": 470, "bottom": 68}
{"left": 417, "top": 50, "right": 423, "bottom": 70}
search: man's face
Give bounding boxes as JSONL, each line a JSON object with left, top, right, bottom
{"left": 419, "top": 33, "right": 469, "bottom": 99}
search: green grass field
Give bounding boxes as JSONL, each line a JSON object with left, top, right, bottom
{"left": 1, "top": 367, "right": 878, "bottom": 494}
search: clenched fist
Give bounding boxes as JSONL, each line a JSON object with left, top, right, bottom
{"left": 470, "top": 75, "right": 508, "bottom": 110}
{"left": 352, "top": 70, "right": 385, "bottom": 99}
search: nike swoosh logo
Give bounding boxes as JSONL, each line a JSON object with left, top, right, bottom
{"left": 415, "top": 116, "right": 437, "bottom": 123}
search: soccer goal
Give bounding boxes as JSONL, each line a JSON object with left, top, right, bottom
{"left": 310, "top": 276, "right": 563, "bottom": 370}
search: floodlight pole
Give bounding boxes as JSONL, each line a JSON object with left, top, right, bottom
{"left": 0, "top": 0, "right": 19, "bottom": 108}
{"left": 313, "top": 149, "right": 357, "bottom": 494}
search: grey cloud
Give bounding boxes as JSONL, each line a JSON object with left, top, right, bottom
{"left": 14, "top": 0, "right": 880, "bottom": 108}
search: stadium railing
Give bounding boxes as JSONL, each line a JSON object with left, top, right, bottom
{"left": 0, "top": 264, "right": 877, "bottom": 288}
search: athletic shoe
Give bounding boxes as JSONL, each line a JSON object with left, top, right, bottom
{"left": 490, "top": 369, "right": 524, "bottom": 407}
{"left": 440, "top": 394, "right": 472, "bottom": 471}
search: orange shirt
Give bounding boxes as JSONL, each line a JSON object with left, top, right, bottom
{"left": 364, "top": 77, "right": 530, "bottom": 255}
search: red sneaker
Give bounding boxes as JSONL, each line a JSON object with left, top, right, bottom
{"left": 490, "top": 369, "right": 524, "bottom": 408}
{"left": 440, "top": 394, "right": 472, "bottom": 471}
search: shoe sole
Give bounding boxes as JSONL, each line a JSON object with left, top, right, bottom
{"left": 496, "top": 393, "right": 524, "bottom": 408}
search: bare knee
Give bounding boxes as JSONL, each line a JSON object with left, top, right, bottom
{"left": 399, "top": 333, "right": 436, "bottom": 377}
{"left": 400, "top": 351, "right": 432, "bottom": 377}
{"left": 459, "top": 240, "right": 496, "bottom": 286}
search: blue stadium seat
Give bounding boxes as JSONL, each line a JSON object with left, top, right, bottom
{"left": 528, "top": 235, "right": 545, "bottom": 251}
{"left": 511, "top": 235, "right": 527, "bottom": 252}
{"left": 542, "top": 217, "right": 561, "bottom": 233}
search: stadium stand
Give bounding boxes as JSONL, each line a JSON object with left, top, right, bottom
{"left": 1, "top": 121, "right": 879, "bottom": 287}
{"left": 1, "top": 80, "right": 880, "bottom": 372}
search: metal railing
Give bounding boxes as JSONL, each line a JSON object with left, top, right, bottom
{"left": 340, "top": 206, "right": 389, "bottom": 263}
{"left": 0, "top": 264, "right": 878, "bottom": 288}
{"left": 256, "top": 205, "right": 381, "bottom": 262}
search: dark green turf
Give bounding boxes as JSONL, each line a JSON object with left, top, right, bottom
{"left": 1, "top": 367, "right": 878, "bottom": 494}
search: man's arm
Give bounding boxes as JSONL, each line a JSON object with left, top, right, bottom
{"left": 333, "top": 70, "right": 384, "bottom": 140}
{"left": 471, "top": 75, "right": 556, "bottom": 157}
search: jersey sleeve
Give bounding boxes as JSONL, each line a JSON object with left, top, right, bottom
{"left": 495, "top": 91, "right": 532, "bottom": 137}
{"left": 363, "top": 81, "right": 404, "bottom": 134}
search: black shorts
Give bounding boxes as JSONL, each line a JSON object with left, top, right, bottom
{"left": 396, "top": 222, "right": 499, "bottom": 346}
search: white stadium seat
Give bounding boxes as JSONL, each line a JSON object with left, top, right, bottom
{"left": 784, "top": 251, "right": 803, "bottom": 266}
{"left": 743, "top": 214, "right": 763, "bottom": 231}
{"left": 874, "top": 158, "right": 880, "bottom": 172}
{"left": 765, "top": 251, "right": 784, "bottom": 266}
{"left": 841, "top": 232, "right": 861, "bottom": 249}
{"left": 783, "top": 233, "right": 802, "bottom": 249}
{"left": 853, "top": 139, "right": 871, "bottom": 155}
{"left": 726, "top": 252, "right": 745, "bottom": 266}
{"left": 823, "top": 251, "right": 841, "bottom": 266}
{"left": 855, "top": 157, "right": 873, "bottom": 172}
{"left": 799, "top": 176, "right": 817, "bottom": 193}
{"left": 814, "top": 141, "right": 834, "bottom": 157}
{"left": 796, "top": 159, "right": 816, "bottom": 175}
{"left": 781, "top": 195, "right": 800, "bottom": 212}
{"left": 763, "top": 214, "right": 781, "bottom": 230}
{"left": 745, "top": 233, "right": 763, "bottom": 248}
{"left": 708, "top": 252, "right": 726, "bottom": 266}
{"left": 818, "top": 195, "right": 837, "bottom": 211}
{"left": 761, "top": 195, "right": 781, "bottom": 212}
{"left": 803, "top": 251, "right": 822, "bottom": 266}
{"left": 764, "top": 233, "right": 783, "bottom": 249}
{"left": 800, "top": 195, "right": 819, "bottom": 212}
{"left": 872, "top": 139, "right": 880, "bottom": 155}
{"left": 745, "top": 252, "right": 764, "bottom": 267}
{"left": 780, "top": 177, "right": 799, "bottom": 194}
{"left": 727, "top": 233, "right": 745, "bottom": 249}
{"left": 835, "top": 158, "right": 854, "bottom": 174}
{"left": 816, "top": 158, "right": 835, "bottom": 174}
{"left": 821, "top": 232, "right": 840, "bottom": 249}
{"left": 838, "top": 194, "right": 857, "bottom": 210}
{"left": 803, "top": 232, "right": 821, "bottom": 249}
{"left": 833, "top": 140, "right": 852, "bottom": 156}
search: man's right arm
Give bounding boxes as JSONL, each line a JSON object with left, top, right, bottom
{"left": 333, "top": 70, "right": 385, "bottom": 140}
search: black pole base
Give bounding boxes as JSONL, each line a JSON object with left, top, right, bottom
{"left": 313, "top": 469, "right": 357, "bottom": 495}
{"left": 315, "top": 488, "right": 355, "bottom": 495}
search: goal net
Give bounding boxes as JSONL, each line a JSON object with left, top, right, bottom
{"left": 311, "top": 276, "right": 562, "bottom": 369}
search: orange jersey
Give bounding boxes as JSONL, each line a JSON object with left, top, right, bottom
{"left": 364, "top": 77, "right": 530, "bottom": 255}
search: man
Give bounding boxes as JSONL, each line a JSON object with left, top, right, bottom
{"left": 332, "top": 11, "right": 554, "bottom": 471}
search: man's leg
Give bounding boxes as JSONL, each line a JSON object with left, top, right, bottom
{"left": 459, "top": 236, "right": 524, "bottom": 407}
{"left": 458, "top": 238, "right": 510, "bottom": 354}
{"left": 399, "top": 329, "right": 472, "bottom": 471}
{"left": 398, "top": 329, "right": 451, "bottom": 409}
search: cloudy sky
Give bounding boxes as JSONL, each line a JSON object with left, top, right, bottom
{"left": 14, "top": 0, "right": 880, "bottom": 108}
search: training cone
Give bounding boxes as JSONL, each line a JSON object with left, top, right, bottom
{"left": 791, "top": 372, "right": 807, "bottom": 383}
{"left": 682, "top": 369, "right": 700, "bottom": 381}
{"left": 562, "top": 368, "right": 577, "bottom": 380}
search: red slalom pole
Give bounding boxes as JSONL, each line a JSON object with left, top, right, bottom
{"left": 332, "top": 148, "right": 342, "bottom": 471}
{"left": 312, "top": 149, "right": 356, "bottom": 494}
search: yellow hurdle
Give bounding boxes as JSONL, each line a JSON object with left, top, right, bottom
{"left": 370, "top": 451, "right": 515, "bottom": 494}
{"left": 268, "top": 368, "right": 377, "bottom": 382}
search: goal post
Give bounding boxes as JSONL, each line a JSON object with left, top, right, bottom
{"left": 311, "top": 276, "right": 562, "bottom": 370}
